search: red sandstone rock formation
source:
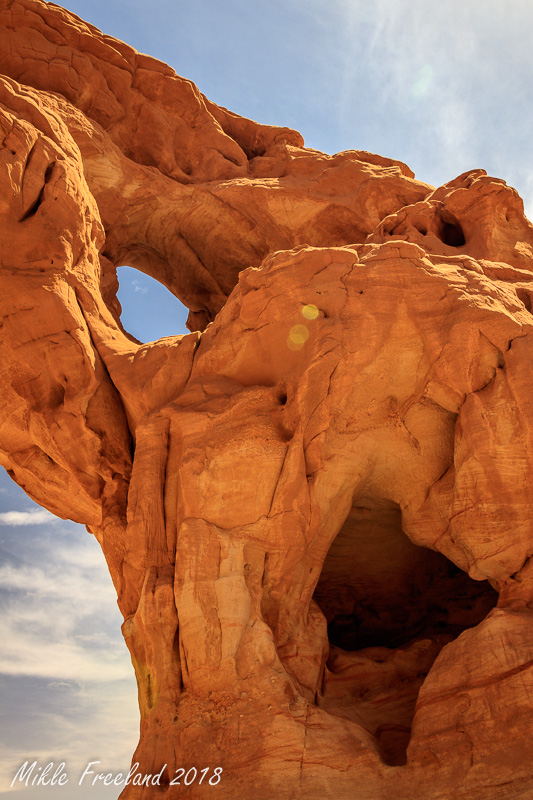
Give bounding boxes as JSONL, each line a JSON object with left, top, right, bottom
{"left": 1, "top": 2, "right": 533, "bottom": 798}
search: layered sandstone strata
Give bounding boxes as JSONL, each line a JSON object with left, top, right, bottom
{"left": 1, "top": 2, "right": 533, "bottom": 798}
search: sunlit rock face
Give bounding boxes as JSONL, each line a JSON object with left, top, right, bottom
{"left": 1, "top": 2, "right": 533, "bottom": 798}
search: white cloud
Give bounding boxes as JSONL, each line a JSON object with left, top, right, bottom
{"left": 132, "top": 278, "right": 148, "bottom": 295}
{"left": 0, "top": 520, "right": 139, "bottom": 795}
{"left": 0, "top": 679, "right": 139, "bottom": 794}
{"left": 0, "top": 509, "right": 56, "bottom": 526}
{"left": 0, "top": 631, "right": 131, "bottom": 682}
{"left": 0, "top": 538, "right": 127, "bottom": 682}
{"left": 0, "top": 560, "right": 116, "bottom": 606}
{"left": 0, "top": 630, "right": 131, "bottom": 682}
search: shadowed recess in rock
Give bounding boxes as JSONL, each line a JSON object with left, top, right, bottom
{"left": 314, "top": 500, "right": 498, "bottom": 767}
{"left": 436, "top": 211, "right": 466, "bottom": 247}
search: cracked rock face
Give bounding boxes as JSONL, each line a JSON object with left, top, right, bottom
{"left": 1, "top": 2, "right": 533, "bottom": 798}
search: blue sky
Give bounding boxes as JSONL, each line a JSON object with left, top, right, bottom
{"left": 2, "top": 0, "right": 533, "bottom": 794}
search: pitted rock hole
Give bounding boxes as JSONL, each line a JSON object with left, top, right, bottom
{"left": 517, "top": 288, "right": 533, "bottom": 314}
{"left": 436, "top": 211, "right": 466, "bottom": 247}
{"left": 313, "top": 499, "right": 497, "bottom": 767}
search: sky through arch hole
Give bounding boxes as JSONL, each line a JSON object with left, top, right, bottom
{"left": 117, "top": 266, "right": 190, "bottom": 343}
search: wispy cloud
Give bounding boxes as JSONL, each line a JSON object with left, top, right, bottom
{"left": 0, "top": 539, "right": 128, "bottom": 681}
{"left": 0, "top": 514, "right": 138, "bottom": 795}
{"left": 0, "top": 509, "right": 56, "bottom": 526}
{"left": 0, "top": 678, "right": 139, "bottom": 794}
{"left": 132, "top": 278, "right": 148, "bottom": 295}
{"left": 0, "top": 626, "right": 131, "bottom": 683}
{"left": 333, "top": 0, "right": 533, "bottom": 196}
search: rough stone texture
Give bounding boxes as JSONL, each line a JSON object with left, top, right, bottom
{"left": 1, "top": 1, "right": 533, "bottom": 798}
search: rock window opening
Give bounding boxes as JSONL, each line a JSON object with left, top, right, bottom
{"left": 117, "top": 266, "right": 190, "bottom": 343}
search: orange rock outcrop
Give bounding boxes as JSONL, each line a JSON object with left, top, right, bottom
{"left": 1, "top": 2, "right": 533, "bottom": 798}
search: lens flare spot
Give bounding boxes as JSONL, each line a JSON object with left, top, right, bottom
{"left": 302, "top": 304, "right": 319, "bottom": 320}
{"left": 411, "top": 64, "right": 434, "bottom": 100}
{"left": 288, "top": 324, "right": 309, "bottom": 350}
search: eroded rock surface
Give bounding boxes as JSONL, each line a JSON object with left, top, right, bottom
{"left": 1, "top": 2, "right": 533, "bottom": 798}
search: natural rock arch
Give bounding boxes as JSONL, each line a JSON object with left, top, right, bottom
{"left": 1, "top": 2, "right": 533, "bottom": 798}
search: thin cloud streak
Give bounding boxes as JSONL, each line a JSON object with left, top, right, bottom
{"left": 0, "top": 538, "right": 127, "bottom": 682}
{"left": 0, "top": 632, "right": 131, "bottom": 682}
{"left": 0, "top": 560, "right": 116, "bottom": 604}
{"left": 0, "top": 509, "right": 56, "bottom": 526}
